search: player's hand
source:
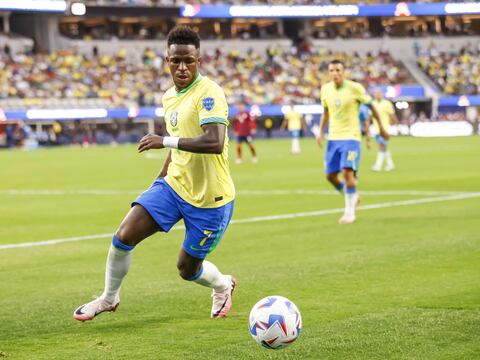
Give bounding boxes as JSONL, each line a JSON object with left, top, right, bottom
{"left": 138, "top": 134, "right": 164, "bottom": 153}
{"left": 380, "top": 128, "right": 390, "bottom": 141}
{"left": 316, "top": 135, "right": 324, "bottom": 148}
{"left": 251, "top": 129, "right": 257, "bottom": 135}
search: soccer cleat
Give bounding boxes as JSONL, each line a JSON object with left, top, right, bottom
{"left": 385, "top": 164, "right": 395, "bottom": 172}
{"left": 252, "top": 157, "right": 259, "bottom": 164}
{"left": 339, "top": 214, "right": 356, "bottom": 224}
{"left": 73, "top": 295, "right": 120, "bottom": 322}
{"left": 355, "top": 194, "right": 362, "bottom": 208}
{"left": 211, "top": 276, "right": 236, "bottom": 318}
{"left": 235, "top": 158, "right": 243, "bottom": 164}
{"left": 371, "top": 165, "right": 381, "bottom": 172}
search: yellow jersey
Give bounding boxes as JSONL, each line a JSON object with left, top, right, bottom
{"left": 321, "top": 80, "right": 372, "bottom": 141}
{"left": 372, "top": 99, "right": 395, "bottom": 133}
{"left": 163, "top": 74, "right": 235, "bottom": 208}
{"left": 284, "top": 109, "right": 302, "bottom": 131}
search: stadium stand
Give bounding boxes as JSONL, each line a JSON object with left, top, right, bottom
{"left": 418, "top": 43, "right": 480, "bottom": 95}
{"left": 0, "top": 45, "right": 412, "bottom": 108}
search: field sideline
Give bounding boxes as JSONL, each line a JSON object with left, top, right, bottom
{"left": 1, "top": 137, "right": 479, "bottom": 359}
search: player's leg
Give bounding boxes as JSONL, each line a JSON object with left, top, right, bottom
{"left": 74, "top": 205, "right": 160, "bottom": 321}
{"left": 236, "top": 136, "right": 243, "bottom": 164}
{"left": 247, "top": 136, "right": 258, "bottom": 163}
{"left": 384, "top": 141, "right": 395, "bottom": 171}
{"left": 325, "top": 140, "right": 344, "bottom": 193}
{"left": 340, "top": 168, "right": 358, "bottom": 224}
{"left": 372, "top": 135, "right": 386, "bottom": 171}
{"left": 179, "top": 201, "right": 236, "bottom": 318}
{"left": 291, "top": 130, "right": 301, "bottom": 154}
{"left": 339, "top": 140, "right": 361, "bottom": 224}
{"left": 74, "top": 178, "right": 181, "bottom": 321}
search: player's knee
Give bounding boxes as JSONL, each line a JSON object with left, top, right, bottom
{"left": 114, "top": 225, "right": 137, "bottom": 247}
{"left": 177, "top": 261, "right": 195, "bottom": 280}
{"left": 178, "top": 268, "right": 196, "bottom": 281}
{"left": 326, "top": 173, "right": 336, "bottom": 183}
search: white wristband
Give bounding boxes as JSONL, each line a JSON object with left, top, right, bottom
{"left": 163, "top": 136, "right": 180, "bottom": 149}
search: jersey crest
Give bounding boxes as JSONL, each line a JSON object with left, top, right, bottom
{"left": 170, "top": 111, "right": 178, "bottom": 127}
{"left": 202, "top": 97, "right": 215, "bottom": 111}
{"left": 335, "top": 99, "right": 341, "bottom": 108}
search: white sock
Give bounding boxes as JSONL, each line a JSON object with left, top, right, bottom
{"left": 374, "top": 151, "right": 385, "bottom": 168}
{"left": 344, "top": 190, "right": 357, "bottom": 216}
{"left": 194, "top": 260, "right": 229, "bottom": 292}
{"left": 101, "top": 244, "right": 133, "bottom": 303}
{"left": 386, "top": 151, "right": 394, "bottom": 167}
{"left": 292, "top": 138, "right": 301, "bottom": 154}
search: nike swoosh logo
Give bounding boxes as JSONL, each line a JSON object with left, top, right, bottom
{"left": 213, "top": 295, "right": 229, "bottom": 317}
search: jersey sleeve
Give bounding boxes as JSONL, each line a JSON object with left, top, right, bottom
{"left": 196, "top": 83, "right": 229, "bottom": 127}
{"left": 320, "top": 87, "right": 328, "bottom": 109}
{"left": 353, "top": 83, "right": 372, "bottom": 105}
{"left": 387, "top": 101, "right": 395, "bottom": 115}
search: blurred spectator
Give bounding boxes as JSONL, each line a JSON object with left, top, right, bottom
{"left": 0, "top": 46, "right": 412, "bottom": 107}
{"left": 418, "top": 43, "right": 480, "bottom": 95}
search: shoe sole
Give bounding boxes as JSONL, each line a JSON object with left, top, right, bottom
{"left": 73, "top": 302, "right": 119, "bottom": 322}
{"left": 212, "top": 278, "right": 236, "bottom": 319}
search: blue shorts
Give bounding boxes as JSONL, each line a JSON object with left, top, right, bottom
{"left": 237, "top": 135, "right": 253, "bottom": 144}
{"left": 375, "top": 134, "right": 388, "bottom": 146}
{"left": 132, "top": 178, "right": 234, "bottom": 259}
{"left": 325, "top": 140, "right": 361, "bottom": 174}
{"left": 290, "top": 130, "right": 300, "bottom": 139}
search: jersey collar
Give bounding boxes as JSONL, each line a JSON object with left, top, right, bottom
{"left": 335, "top": 80, "right": 346, "bottom": 90}
{"left": 176, "top": 73, "right": 203, "bottom": 96}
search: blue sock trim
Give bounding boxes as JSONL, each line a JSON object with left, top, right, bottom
{"left": 112, "top": 235, "right": 135, "bottom": 251}
{"left": 335, "top": 182, "right": 345, "bottom": 193}
{"left": 186, "top": 266, "right": 204, "bottom": 281}
{"left": 346, "top": 187, "right": 357, "bottom": 194}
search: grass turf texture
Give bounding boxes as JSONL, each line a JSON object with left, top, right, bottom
{"left": 0, "top": 136, "right": 479, "bottom": 360}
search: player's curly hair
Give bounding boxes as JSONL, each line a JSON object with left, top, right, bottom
{"left": 167, "top": 26, "right": 200, "bottom": 49}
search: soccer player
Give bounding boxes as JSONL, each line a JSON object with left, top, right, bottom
{"left": 233, "top": 103, "right": 258, "bottom": 164}
{"left": 74, "top": 26, "right": 236, "bottom": 321}
{"left": 280, "top": 105, "right": 305, "bottom": 155}
{"left": 359, "top": 103, "right": 371, "bottom": 150}
{"left": 371, "top": 89, "right": 398, "bottom": 172}
{"left": 317, "top": 60, "right": 389, "bottom": 224}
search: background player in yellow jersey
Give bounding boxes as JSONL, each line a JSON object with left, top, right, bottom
{"left": 280, "top": 104, "right": 306, "bottom": 155}
{"left": 317, "top": 60, "right": 389, "bottom": 224}
{"left": 74, "top": 26, "right": 236, "bottom": 321}
{"left": 371, "top": 89, "right": 398, "bottom": 172}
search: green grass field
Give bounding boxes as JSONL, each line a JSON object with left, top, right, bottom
{"left": 1, "top": 137, "right": 479, "bottom": 360}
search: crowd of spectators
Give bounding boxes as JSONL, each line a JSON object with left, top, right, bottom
{"left": 418, "top": 42, "right": 480, "bottom": 95}
{"left": 407, "top": 111, "right": 468, "bottom": 124}
{"left": 0, "top": 44, "right": 412, "bottom": 108}
{"left": 85, "top": 0, "right": 478, "bottom": 5}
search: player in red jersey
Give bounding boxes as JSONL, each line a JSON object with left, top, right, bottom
{"left": 233, "top": 103, "right": 258, "bottom": 164}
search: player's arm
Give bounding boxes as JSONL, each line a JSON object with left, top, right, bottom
{"left": 301, "top": 116, "right": 307, "bottom": 131}
{"left": 390, "top": 113, "right": 398, "bottom": 125}
{"left": 251, "top": 117, "right": 257, "bottom": 135}
{"left": 280, "top": 117, "right": 287, "bottom": 131}
{"left": 364, "top": 117, "right": 371, "bottom": 150}
{"left": 156, "top": 150, "right": 172, "bottom": 178}
{"left": 232, "top": 117, "right": 239, "bottom": 136}
{"left": 317, "top": 107, "right": 329, "bottom": 148}
{"left": 138, "top": 123, "right": 227, "bottom": 155}
{"left": 367, "top": 103, "right": 390, "bottom": 141}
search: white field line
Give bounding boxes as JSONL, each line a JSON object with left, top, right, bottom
{"left": 0, "top": 189, "right": 472, "bottom": 196}
{"left": 1, "top": 192, "right": 479, "bottom": 251}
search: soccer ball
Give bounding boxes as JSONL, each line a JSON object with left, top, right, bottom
{"left": 248, "top": 295, "right": 302, "bottom": 350}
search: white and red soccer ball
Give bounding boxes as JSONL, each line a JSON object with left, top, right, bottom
{"left": 249, "top": 295, "right": 302, "bottom": 350}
